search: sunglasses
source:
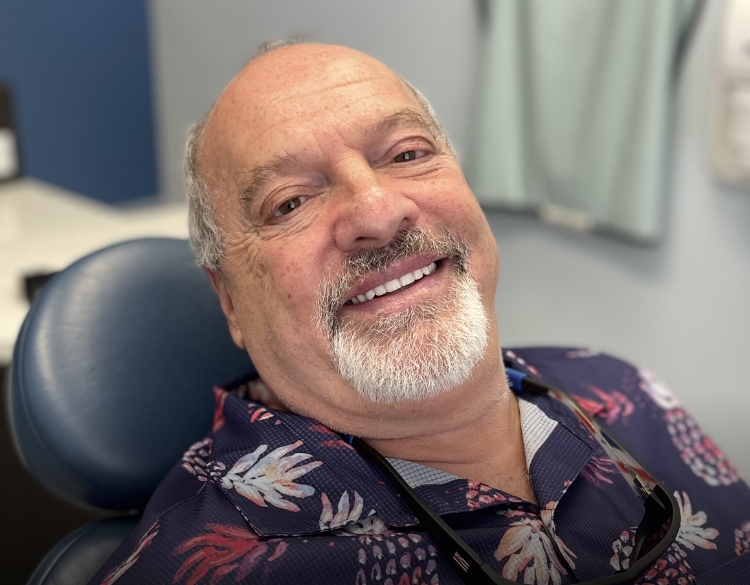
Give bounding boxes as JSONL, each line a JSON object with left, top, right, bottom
{"left": 347, "top": 366, "right": 679, "bottom": 585}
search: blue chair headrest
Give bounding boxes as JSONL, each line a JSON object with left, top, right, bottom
{"left": 9, "top": 238, "right": 254, "bottom": 510}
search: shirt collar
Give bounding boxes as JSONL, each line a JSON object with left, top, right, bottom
{"left": 208, "top": 372, "right": 600, "bottom": 537}
{"left": 209, "top": 387, "right": 417, "bottom": 537}
{"left": 387, "top": 395, "right": 563, "bottom": 490}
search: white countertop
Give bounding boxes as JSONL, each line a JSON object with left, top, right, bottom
{"left": 0, "top": 179, "right": 189, "bottom": 363}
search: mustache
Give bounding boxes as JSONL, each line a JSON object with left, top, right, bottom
{"left": 317, "top": 227, "right": 471, "bottom": 335}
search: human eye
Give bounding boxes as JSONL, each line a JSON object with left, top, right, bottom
{"left": 393, "top": 150, "right": 427, "bottom": 163}
{"left": 274, "top": 195, "right": 309, "bottom": 217}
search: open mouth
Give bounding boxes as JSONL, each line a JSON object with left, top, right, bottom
{"left": 347, "top": 260, "right": 439, "bottom": 305}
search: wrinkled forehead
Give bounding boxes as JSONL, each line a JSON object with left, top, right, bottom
{"left": 200, "top": 45, "right": 423, "bottom": 192}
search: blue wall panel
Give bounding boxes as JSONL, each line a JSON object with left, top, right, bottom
{"left": 0, "top": 0, "right": 158, "bottom": 203}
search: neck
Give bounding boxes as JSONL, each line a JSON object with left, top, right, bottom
{"left": 365, "top": 380, "right": 537, "bottom": 504}
{"left": 259, "top": 335, "right": 537, "bottom": 503}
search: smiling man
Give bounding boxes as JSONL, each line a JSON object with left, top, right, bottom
{"left": 90, "top": 41, "right": 750, "bottom": 585}
{"left": 192, "top": 40, "right": 528, "bottom": 501}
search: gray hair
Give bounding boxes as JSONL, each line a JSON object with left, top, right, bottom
{"left": 185, "top": 38, "right": 450, "bottom": 271}
{"left": 186, "top": 38, "right": 305, "bottom": 271}
{"left": 185, "top": 110, "right": 222, "bottom": 271}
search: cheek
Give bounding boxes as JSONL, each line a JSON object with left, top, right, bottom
{"left": 472, "top": 213, "right": 500, "bottom": 292}
{"left": 246, "top": 259, "right": 334, "bottom": 390}
{"left": 224, "top": 232, "right": 311, "bottom": 313}
{"left": 480, "top": 216, "right": 500, "bottom": 274}
{"left": 217, "top": 224, "right": 334, "bottom": 391}
{"left": 223, "top": 233, "right": 267, "bottom": 279}
{"left": 268, "top": 251, "right": 305, "bottom": 296}
{"left": 426, "top": 183, "right": 494, "bottom": 254}
{"left": 257, "top": 249, "right": 324, "bottom": 339}
{"left": 428, "top": 182, "right": 499, "bottom": 290}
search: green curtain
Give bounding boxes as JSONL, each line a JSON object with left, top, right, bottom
{"left": 469, "top": 0, "right": 700, "bottom": 241}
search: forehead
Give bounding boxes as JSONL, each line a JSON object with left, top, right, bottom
{"left": 202, "top": 45, "right": 424, "bottom": 179}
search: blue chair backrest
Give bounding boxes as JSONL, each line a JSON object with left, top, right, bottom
{"left": 9, "top": 238, "right": 255, "bottom": 511}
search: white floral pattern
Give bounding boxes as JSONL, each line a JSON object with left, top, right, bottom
{"left": 220, "top": 440, "right": 322, "bottom": 512}
{"left": 338, "top": 513, "right": 392, "bottom": 538}
{"left": 539, "top": 500, "right": 577, "bottom": 570}
{"left": 674, "top": 491, "right": 719, "bottom": 551}
{"left": 612, "top": 492, "right": 718, "bottom": 584}
{"left": 638, "top": 368, "right": 681, "bottom": 411}
{"left": 565, "top": 349, "right": 601, "bottom": 359}
{"left": 319, "top": 490, "right": 365, "bottom": 531}
{"left": 180, "top": 438, "right": 212, "bottom": 481}
{"left": 495, "top": 509, "right": 573, "bottom": 585}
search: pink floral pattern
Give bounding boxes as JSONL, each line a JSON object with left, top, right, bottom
{"left": 637, "top": 369, "right": 740, "bottom": 487}
{"left": 666, "top": 408, "right": 739, "bottom": 487}
{"left": 609, "top": 529, "right": 634, "bottom": 573}
{"left": 353, "top": 532, "right": 439, "bottom": 585}
{"left": 565, "top": 349, "right": 601, "bottom": 359}
{"left": 636, "top": 547, "right": 695, "bottom": 585}
{"left": 734, "top": 519, "right": 750, "bottom": 556}
{"left": 505, "top": 350, "right": 542, "bottom": 378}
{"left": 466, "top": 481, "right": 508, "bottom": 509}
{"left": 579, "top": 455, "right": 616, "bottom": 487}
{"left": 248, "top": 403, "right": 274, "bottom": 423}
{"left": 172, "top": 523, "right": 287, "bottom": 585}
{"left": 212, "top": 387, "right": 228, "bottom": 433}
{"left": 573, "top": 385, "right": 634, "bottom": 425}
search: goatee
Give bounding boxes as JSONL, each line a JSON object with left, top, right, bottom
{"left": 317, "top": 228, "right": 488, "bottom": 404}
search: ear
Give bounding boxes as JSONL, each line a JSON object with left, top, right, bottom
{"left": 205, "top": 268, "right": 246, "bottom": 350}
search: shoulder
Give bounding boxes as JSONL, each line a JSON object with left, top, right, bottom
{"left": 88, "top": 373, "right": 389, "bottom": 584}
{"left": 505, "top": 346, "right": 750, "bottom": 577}
{"left": 503, "top": 346, "right": 739, "bottom": 486}
{"left": 504, "top": 346, "right": 638, "bottom": 388}
{"left": 87, "top": 374, "right": 276, "bottom": 585}
{"left": 87, "top": 488, "right": 270, "bottom": 585}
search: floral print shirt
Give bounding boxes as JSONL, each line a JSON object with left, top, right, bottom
{"left": 89, "top": 348, "right": 750, "bottom": 585}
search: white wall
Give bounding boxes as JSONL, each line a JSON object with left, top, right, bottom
{"left": 149, "top": 1, "right": 750, "bottom": 477}
{"left": 147, "top": 0, "right": 481, "bottom": 206}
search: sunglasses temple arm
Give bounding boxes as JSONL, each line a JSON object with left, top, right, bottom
{"left": 352, "top": 437, "right": 509, "bottom": 585}
{"left": 630, "top": 485, "right": 674, "bottom": 564}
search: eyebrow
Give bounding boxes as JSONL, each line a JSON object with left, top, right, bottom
{"left": 237, "top": 151, "right": 302, "bottom": 208}
{"left": 237, "top": 108, "right": 439, "bottom": 207}
{"left": 364, "top": 108, "right": 441, "bottom": 143}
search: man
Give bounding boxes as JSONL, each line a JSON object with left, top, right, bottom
{"left": 90, "top": 41, "right": 750, "bottom": 584}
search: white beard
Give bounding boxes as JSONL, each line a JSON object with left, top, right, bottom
{"left": 329, "top": 271, "right": 488, "bottom": 404}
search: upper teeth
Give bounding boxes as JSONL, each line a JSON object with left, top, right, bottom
{"left": 350, "top": 262, "right": 437, "bottom": 305}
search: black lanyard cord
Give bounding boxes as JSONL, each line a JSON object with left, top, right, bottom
{"left": 348, "top": 372, "right": 681, "bottom": 585}
{"left": 353, "top": 437, "right": 505, "bottom": 584}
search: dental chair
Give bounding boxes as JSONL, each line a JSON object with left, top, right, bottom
{"left": 8, "top": 238, "right": 254, "bottom": 585}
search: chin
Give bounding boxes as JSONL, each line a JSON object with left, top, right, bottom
{"left": 332, "top": 274, "right": 489, "bottom": 405}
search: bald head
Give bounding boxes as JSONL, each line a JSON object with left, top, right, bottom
{"left": 186, "top": 42, "right": 449, "bottom": 271}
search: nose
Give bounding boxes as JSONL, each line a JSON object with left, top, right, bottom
{"left": 332, "top": 166, "right": 420, "bottom": 253}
